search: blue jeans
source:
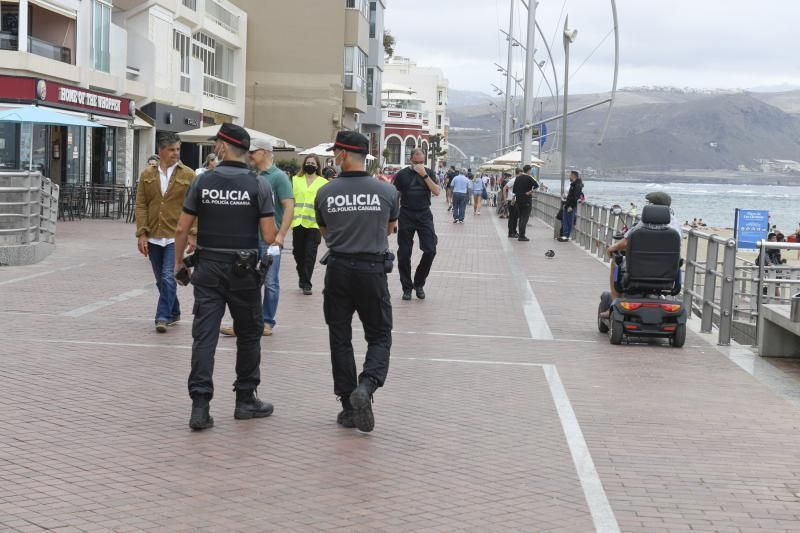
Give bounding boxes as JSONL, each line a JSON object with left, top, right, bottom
{"left": 452, "top": 192, "right": 468, "bottom": 221}
{"left": 259, "top": 240, "right": 281, "bottom": 327}
{"left": 561, "top": 208, "right": 576, "bottom": 238}
{"left": 148, "top": 242, "right": 180, "bottom": 322}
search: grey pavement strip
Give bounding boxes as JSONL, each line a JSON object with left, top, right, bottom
{"left": 542, "top": 364, "right": 621, "bottom": 533}
{"left": 0, "top": 263, "right": 87, "bottom": 286}
{"left": 13, "top": 335, "right": 620, "bottom": 533}
{"left": 491, "top": 213, "right": 555, "bottom": 340}
{"left": 60, "top": 284, "right": 154, "bottom": 317}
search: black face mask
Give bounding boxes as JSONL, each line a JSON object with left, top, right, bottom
{"left": 304, "top": 164, "right": 317, "bottom": 174}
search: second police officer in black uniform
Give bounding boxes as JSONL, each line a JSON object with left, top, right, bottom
{"left": 315, "top": 131, "right": 400, "bottom": 433}
{"left": 174, "top": 123, "right": 278, "bottom": 431}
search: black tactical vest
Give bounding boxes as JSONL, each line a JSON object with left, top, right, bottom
{"left": 195, "top": 165, "right": 262, "bottom": 250}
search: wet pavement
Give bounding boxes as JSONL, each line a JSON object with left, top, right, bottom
{"left": 2, "top": 200, "right": 800, "bottom": 532}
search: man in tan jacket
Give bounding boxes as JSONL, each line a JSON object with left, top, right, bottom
{"left": 135, "top": 132, "right": 197, "bottom": 332}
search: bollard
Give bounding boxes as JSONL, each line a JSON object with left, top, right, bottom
{"left": 792, "top": 293, "right": 800, "bottom": 322}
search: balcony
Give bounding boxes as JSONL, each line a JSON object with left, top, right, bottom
{"left": 28, "top": 35, "right": 71, "bottom": 64}
{"left": 204, "top": 74, "right": 235, "bottom": 103}
{"left": 0, "top": 31, "right": 17, "bottom": 51}
{"left": 205, "top": 1, "right": 239, "bottom": 35}
{"left": 382, "top": 108, "right": 429, "bottom": 128}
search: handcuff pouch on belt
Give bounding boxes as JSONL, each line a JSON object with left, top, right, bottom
{"left": 256, "top": 252, "right": 274, "bottom": 285}
{"left": 383, "top": 251, "right": 395, "bottom": 274}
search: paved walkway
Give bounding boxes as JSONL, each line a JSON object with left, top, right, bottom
{"left": 2, "top": 200, "right": 800, "bottom": 532}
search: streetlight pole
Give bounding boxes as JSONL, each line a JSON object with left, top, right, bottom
{"left": 503, "top": 0, "right": 514, "bottom": 151}
{"left": 560, "top": 17, "right": 577, "bottom": 197}
{"left": 520, "top": 0, "right": 537, "bottom": 168}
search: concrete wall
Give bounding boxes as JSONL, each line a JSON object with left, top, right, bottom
{"left": 230, "top": 0, "right": 347, "bottom": 149}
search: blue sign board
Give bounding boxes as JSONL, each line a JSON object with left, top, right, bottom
{"left": 541, "top": 123, "right": 547, "bottom": 147}
{"left": 734, "top": 209, "right": 770, "bottom": 250}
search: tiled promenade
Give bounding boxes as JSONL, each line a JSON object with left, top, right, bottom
{"left": 2, "top": 200, "right": 800, "bottom": 532}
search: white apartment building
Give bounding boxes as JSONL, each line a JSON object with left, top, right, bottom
{"left": 0, "top": 0, "right": 246, "bottom": 186}
{"left": 383, "top": 55, "right": 449, "bottom": 143}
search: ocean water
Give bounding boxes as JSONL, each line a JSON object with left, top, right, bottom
{"left": 541, "top": 179, "right": 800, "bottom": 234}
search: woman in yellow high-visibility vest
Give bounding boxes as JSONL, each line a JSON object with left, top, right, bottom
{"left": 291, "top": 155, "right": 328, "bottom": 295}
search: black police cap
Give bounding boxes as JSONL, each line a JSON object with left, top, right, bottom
{"left": 327, "top": 131, "right": 369, "bottom": 155}
{"left": 209, "top": 123, "right": 250, "bottom": 150}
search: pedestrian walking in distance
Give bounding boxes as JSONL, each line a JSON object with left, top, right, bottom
{"left": 173, "top": 123, "right": 278, "bottom": 431}
{"left": 135, "top": 132, "right": 197, "bottom": 333}
{"left": 291, "top": 156, "right": 328, "bottom": 295}
{"left": 450, "top": 169, "right": 471, "bottom": 223}
{"left": 315, "top": 131, "right": 400, "bottom": 433}
{"left": 393, "top": 148, "right": 441, "bottom": 301}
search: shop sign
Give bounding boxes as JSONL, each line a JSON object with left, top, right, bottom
{"left": 185, "top": 117, "right": 200, "bottom": 127}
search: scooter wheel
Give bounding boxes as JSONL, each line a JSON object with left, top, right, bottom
{"left": 609, "top": 319, "right": 624, "bottom": 345}
{"left": 597, "top": 302, "right": 610, "bottom": 333}
{"left": 670, "top": 324, "right": 686, "bottom": 348}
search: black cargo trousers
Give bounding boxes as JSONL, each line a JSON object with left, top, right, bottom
{"left": 323, "top": 255, "right": 392, "bottom": 398}
{"left": 188, "top": 256, "right": 264, "bottom": 400}
{"left": 397, "top": 207, "right": 438, "bottom": 292}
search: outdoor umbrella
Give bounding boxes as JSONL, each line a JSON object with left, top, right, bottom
{"left": 488, "top": 146, "right": 544, "bottom": 167}
{"left": 298, "top": 142, "right": 375, "bottom": 161}
{"left": 0, "top": 105, "right": 102, "bottom": 170}
{"left": 178, "top": 125, "right": 296, "bottom": 151}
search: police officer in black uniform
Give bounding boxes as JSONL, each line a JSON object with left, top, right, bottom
{"left": 173, "top": 123, "right": 278, "bottom": 431}
{"left": 315, "top": 131, "right": 400, "bottom": 433}
{"left": 393, "top": 148, "right": 442, "bottom": 301}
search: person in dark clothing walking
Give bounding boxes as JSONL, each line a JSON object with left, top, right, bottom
{"left": 512, "top": 164, "right": 539, "bottom": 242}
{"left": 393, "top": 148, "right": 441, "bottom": 301}
{"left": 316, "top": 131, "right": 401, "bottom": 433}
{"left": 173, "top": 123, "right": 278, "bottom": 431}
{"left": 559, "top": 170, "right": 583, "bottom": 241}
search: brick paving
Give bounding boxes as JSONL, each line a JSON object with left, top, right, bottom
{"left": 1, "top": 200, "right": 800, "bottom": 531}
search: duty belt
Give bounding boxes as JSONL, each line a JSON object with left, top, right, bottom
{"left": 330, "top": 251, "right": 385, "bottom": 263}
{"left": 197, "top": 248, "right": 257, "bottom": 264}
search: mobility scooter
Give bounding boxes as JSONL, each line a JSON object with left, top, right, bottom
{"left": 597, "top": 205, "right": 687, "bottom": 347}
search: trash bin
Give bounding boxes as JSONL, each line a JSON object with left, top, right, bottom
{"left": 791, "top": 293, "right": 800, "bottom": 322}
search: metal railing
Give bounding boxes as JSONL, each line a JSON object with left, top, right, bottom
{"left": 0, "top": 31, "right": 18, "bottom": 51}
{"left": 0, "top": 171, "right": 58, "bottom": 246}
{"left": 182, "top": 0, "right": 197, "bottom": 10}
{"left": 205, "top": 0, "right": 239, "bottom": 34}
{"left": 203, "top": 75, "right": 235, "bottom": 102}
{"left": 682, "top": 230, "right": 737, "bottom": 344}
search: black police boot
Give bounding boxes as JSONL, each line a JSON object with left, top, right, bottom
{"left": 337, "top": 395, "right": 356, "bottom": 428}
{"left": 414, "top": 286, "right": 426, "bottom": 300}
{"left": 189, "top": 394, "right": 214, "bottom": 431}
{"left": 234, "top": 389, "right": 274, "bottom": 420}
{"left": 349, "top": 376, "right": 378, "bottom": 433}
{"left": 402, "top": 290, "right": 412, "bottom": 301}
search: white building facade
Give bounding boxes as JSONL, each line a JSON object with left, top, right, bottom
{"left": 0, "top": 0, "right": 246, "bottom": 186}
{"left": 383, "top": 55, "right": 449, "bottom": 167}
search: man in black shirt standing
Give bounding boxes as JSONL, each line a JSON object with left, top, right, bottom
{"left": 315, "top": 131, "right": 401, "bottom": 433}
{"left": 393, "top": 148, "right": 442, "bottom": 301}
{"left": 173, "top": 123, "right": 278, "bottom": 431}
{"left": 512, "top": 164, "right": 540, "bottom": 242}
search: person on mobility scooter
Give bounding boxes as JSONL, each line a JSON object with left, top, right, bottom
{"left": 598, "top": 192, "right": 687, "bottom": 347}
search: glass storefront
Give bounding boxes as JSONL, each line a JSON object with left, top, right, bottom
{"left": 91, "top": 127, "right": 116, "bottom": 184}
{"left": 0, "top": 122, "right": 19, "bottom": 169}
{"left": 64, "top": 125, "right": 84, "bottom": 184}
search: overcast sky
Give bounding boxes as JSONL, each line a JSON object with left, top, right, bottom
{"left": 385, "top": 0, "right": 800, "bottom": 96}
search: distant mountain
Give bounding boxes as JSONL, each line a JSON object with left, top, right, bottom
{"left": 748, "top": 83, "right": 800, "bottom": 93}
{"left": 447, "top": 89, "right": 495, "bottom": 109}
{"left": 446, "top": 88, "right": 800, "bottom": 171}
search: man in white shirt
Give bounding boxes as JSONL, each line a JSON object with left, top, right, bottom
{"left": 135, "top": 132, "right": 197, "bottom": 332}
